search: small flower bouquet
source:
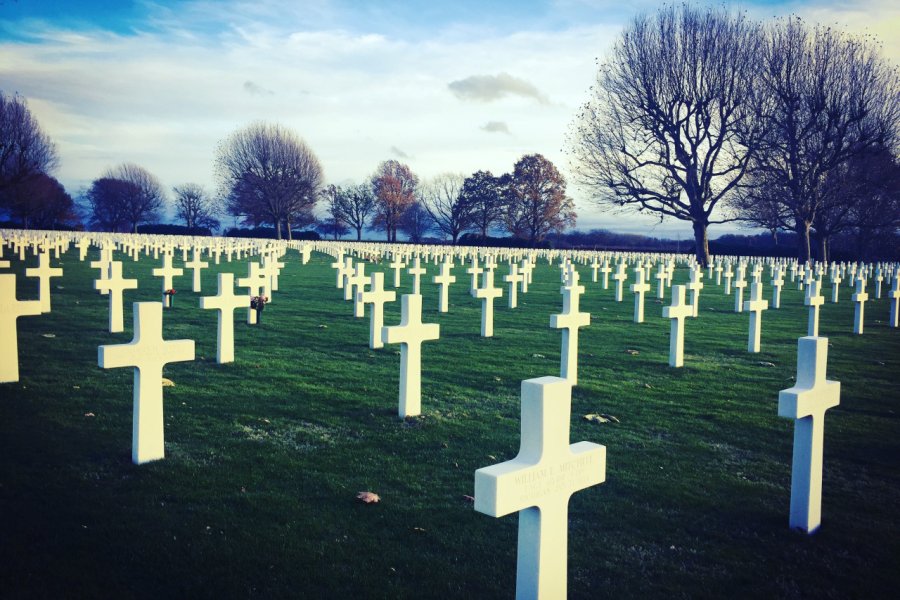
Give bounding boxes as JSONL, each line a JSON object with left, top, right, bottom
{"left": 250, "top": 295, "right": 268, "bottom": 323}
{"left": 163, "top": 288, "right": 176, "bottom": 307}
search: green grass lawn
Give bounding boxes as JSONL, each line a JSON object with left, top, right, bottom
{"left": 1, "top": 246, "right": 898, "bottom": 599}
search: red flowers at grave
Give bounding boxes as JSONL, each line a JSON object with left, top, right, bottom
{"left": 164, "top": 289, "right": 176, "bottom": 296}
{"left": 250, "top": 295, "right": 268, "bottom": 311}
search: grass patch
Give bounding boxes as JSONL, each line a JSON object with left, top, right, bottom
{"left": 1, "top": 247, "right": 898, "bottom": 598}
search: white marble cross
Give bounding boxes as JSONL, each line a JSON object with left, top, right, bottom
{"left": 733, "top": 275, "right": 748, "bottom": 313}
{"left": 94, "top": 261, "right": 138, "bottom": 333}
{"left": 473, "top": 269, "right": 503, "bottom": 337}
{"left": 549, "top": 271, "right": 590, "bottom": 384}
{"left": 98, "top": 302, "right": 195, "bottom": 464}
{"left": 474, "top": 377, "right": 606, "bottom": 600}
{"left": 743, "top": 282, "right": 768, "bottom": 353}
{"left": 382, "top": 294, "right": 440, "bottom": 418}
{"left": 408, "top": 257, "right": 426, "bottom": 295}
{"left": 612, "top": 262, "right": 627, "bottom": 302}
{"left": 654, "top": 263, "right": 667, "bottom": 299}
{"left": 348, "top": 263, "right": 368, "bottom": 318}
{"left": 237, "top": 262, "right": 267, "bottom": 325}
{"left": 90, "top": 248, "right": 113, "bottom": 295}
{"left": 778, "top": 336, "right": 840, "bottom": 534}
{"left": 342, "top": 258, "right": 356, "bottom": 300}
{"left": 25, "top": 251, "right": 63, "bottom": 313}
{"left": 889, "top": 276, "right": 899, "bottom": 328}
{"left": 630, "top": 266, "right": 651, "bottom": 323}
{"left": 772, "top": 268, "right": 785, "bottom": 309}
{"left": 389, "top": 254, "right": 406, "bottom": 288}
{"left": 804, "top": 280, "right": 825, "bottom": 336}
{"left": 723, "top": 264, "right": 734, "bottom": 295}
{"left": 433, "top": 261, "right": 456, "bottom": 313}
{"left": 685, "top": 267, "right": 704, "bottom": 318}
{"left": 185, "top": 248, "right": 209, "bottom": 293}
{"left": 466, "top": 257, "right": 483, "bottom": 294}
{"left": 359, "top": 272, "right": 396, "bottom": 349}
{"left": 663, "top": 285, "right": 692, "bottom": 367}
{"left": 331, "top": 254, "right": 347, "bottom": 288}
{"left": 851, "top": 276, "right": 868, "bottom": 334}
{"left": 505, "top": 263, "right": 524, "bottom": 309}
{"left": 152, "top": 254, "right": 183, "bottom": 307}
{"left": 199, "top": 272, "right": 248, "bottom": 363}
{"left": 830, "top": 272, "right": 842, "bottom": 303}
{"left": 599, "top": 261, "right": 611, "bottom": 290}
{"left": 0, "top": 274, "right": 43, "bottom": 382}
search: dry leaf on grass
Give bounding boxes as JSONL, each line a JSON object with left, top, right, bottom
{"left": 356, "top": 491, "right": 380, "bottom": 504}
{"left": 161, "top": 378, "right": 175, "bottom": 387}
{"left": 624, "top": 349, "right": 639, "bottom": 355}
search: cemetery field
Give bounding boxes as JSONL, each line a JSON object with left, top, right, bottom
{"left": 2, "top": 248, "right": 899, "bottom": 599}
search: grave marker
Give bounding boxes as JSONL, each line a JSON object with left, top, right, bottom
{"left": 382, "top": 294, "right": 440, "bottom": 418}
{"left": 473, "top": 269, "right": 503, "bottom": 337}
{"left": 662, "top": 285, "right": 692, "bottom": 367}
{"left": 98, "top": 302, "right": 195, "bottom": 464}
{"left": 199, "top": 273, "right": 248, "bottom": 363}
{"left": 474, "top": 377, "right": 606, "bottom": 600}
{"left": 0, "top": 274, "right": 43, "bottom": 383}
{"left": 359, "top": 272, "right": 396, "bottom": 349}
{"left": 25, "top": 252, "right": 63, "bottom": 313}
{"left": 94, "top": 261, "right": 138, "bottom": 333}
{"left": 549, "top": 271, "right": 590, "bottom": 384}
{"left": 743, "top": 282, "right": 768, "bottom": 353}
{"left": 778, "top": 336, "right": 840, "bottom": 534}
{"left": 852, "top": 276, "right": 868, "bottom": 334}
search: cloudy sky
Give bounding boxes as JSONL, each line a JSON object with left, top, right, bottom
{"left": 2, "top": 0, "right": 898, "bottom": 237}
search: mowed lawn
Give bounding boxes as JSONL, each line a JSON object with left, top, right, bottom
{"left": 1, "top": 245, "right": 898, "bottom": 599}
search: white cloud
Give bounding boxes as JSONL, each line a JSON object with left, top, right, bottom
{"left": 448, "top": 73, "right": 550, "bottom": 104}
{"left": 481, "top": 121, "right": 511, "bottom": 134}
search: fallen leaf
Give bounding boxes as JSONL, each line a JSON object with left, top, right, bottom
{"left": 531, "top": 353, "right": 546, "bottom": 359}
{"left": 357, "top": 491, "right": 380, "bottom": 504}
{"left": 493, "top": 376, "right": 502, "bottom": 382}
{"left": 757, "top": 361, "right": 776, "bottom": 367}
{"left": 161, "top": 378, "right": 175, "bottom": 387}
{"left": 41, "top": 333, "right": 56, "bottom": 338}
{"left": 412, "top": 527, "right": 426, "bottom": 532}
{"left": 624, "top": 349, "right": 639, "bottom": 355}
{"left": 644, "top": 383, "right": 653, "bottom": 389}
{"left": 462, "top": 495, "right": 475, "bottom": 503}
{"left": 84, "top": 412, "right": 95, "bottom": 417}
{"left": 488, "top": 455, "right": 496, "bottom": 460}
{"left": 584, "top": 413, "right": 610, "bottom": 423}
{"left": 318, "top": 324, "right": 328, "bottom": 329}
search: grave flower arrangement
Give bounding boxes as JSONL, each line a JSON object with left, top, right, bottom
{"left": 164, "top": 288, "right": 176, "bottom": 307}
{"left": 251, "top": 295, "right": 268, "bottom": 323}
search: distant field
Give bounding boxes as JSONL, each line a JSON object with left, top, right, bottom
{"left": 1, "top": 247, "right": 898, "bottom": 599}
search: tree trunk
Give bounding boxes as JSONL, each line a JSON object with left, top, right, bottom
{"left": 287, "top": 219, "right": 293, "bottom": 241}
{"left": 275, "top": 220, "right": 282, "bottom": 240}
{"left": 356, "top": 227, "right": 362, "bottom": 241}
{"left": 819, "top": 235, "right": 828, "bottom": 264}
{"left": 796, "top": 221, "right": 811, "bottom": 265}
{"left": 691, "top": 220, "right": 710, "bottom": 267}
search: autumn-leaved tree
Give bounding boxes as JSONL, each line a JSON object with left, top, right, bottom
{"left": 372, "top": 160, "right": 417, "bottom": 242}
{"left": 422, "top": 173, "right": 472, "bottom": 243}
{"left": 501, "top": 154, "right": 576, "bottom": 244}
{"left": 216, "top": 121, "right": 324, "bottom": 240}
{"left": 568, "top": 5, "right": 763, "bottom": 266}
{"left": 173, "top": 183, "right": 220, "bottom": 231}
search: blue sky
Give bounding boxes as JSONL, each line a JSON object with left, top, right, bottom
{"left": 2, "top": 0, "right": 898, "bottom": 237}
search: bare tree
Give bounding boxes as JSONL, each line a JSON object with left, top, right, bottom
{"left": 318, "top": 184, "right": 349, "bottom": 240}
{"left": 84, "top": 178, "right": 136, "bottom": 232}
{"left": 460, "top": 170, "right": 505, "bottom": 238}
{"left": 372, "top": 160, "right": 417, "bottom": 242}
{"left": 97, "top": 163, "right": 165, "bottom": 233}
{"left": 0, "top": 91, "right": 58, "bottom": 192}
{"left": 216, "top": 121, "right": 324, "bottom": 240}
{"left": 399, "top": 201, "right": 433, "bottom": 243}
{"left": 421, "top": 173, "right": 472, "bottom": 243}
{"left": 173, "top": 183, "right": 220, "bottom": 230}
{"left": 502, "top": 154, "right": 576, "bottom": 244}
{"left": 750, "top": 16, "right": 900, "bottom": 263}
{"left": 336, "top": 183, "right": 376, "bottom": 241}
{"left": 4, "top": 173, "right": 78, "bottom": 229}
{"left": 569, "top": 5, "right": 763, "bottom": 266}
